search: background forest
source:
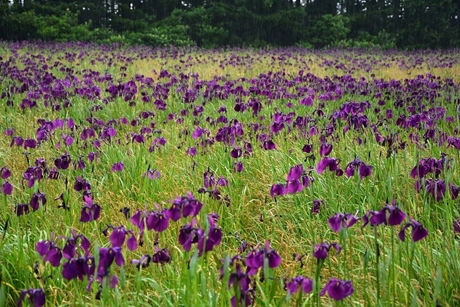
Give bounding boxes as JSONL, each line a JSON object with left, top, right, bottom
{"left": 0, "top": 0, "right": 459, "bottom": 50}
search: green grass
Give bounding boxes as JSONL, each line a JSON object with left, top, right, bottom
{"left": 0, "top": 42, "right": 460, "bottom": 306}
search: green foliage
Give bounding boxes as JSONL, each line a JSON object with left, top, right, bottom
{"left": 125, "top": 25, "right": 194, "bottom": 47}
{"left": 1, "top": 0, "right": 460, "bottom": 49}
{"left": 337, "top": 30, "right": 397, "bottom": 50}
{"left": 310, "top": 14, "right": 351, "bottom": 48}
{"left": 37, "top": 9, "right": 92, "bottom": 42}
{"left": 159, "top": 8, "right": 228, "bottom": 48}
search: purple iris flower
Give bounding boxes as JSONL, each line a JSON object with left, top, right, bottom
{"left": 311, "top": 199, "right": 324, "bottom": 214}
{"left": 62, "top": 255, "right": 95, "bottom": 281}
{"left": 131, "top": 209, "right": 147, "bottom": 232}
{"left": 36, "top": 239, "right": 62, "bottom": 267}
{"left": 106, "top": 225, "right": 138, "bottom": 251}
{"left": 17, "top": 288, "right": 45, "bottom": 307}
{"left": 263, "top": 140, "right": 276, "bottom": 150}
{"left": 415, "top": 178, "right": 446, "bottom": 201}
{"left": 345, "top": 158, "right": 372, "bottom": 179}
{"left": 146, "top": 209, "right": 170, "bottom": 232}
{"left": 316, "top": 157, "right": 341, "bottom": 175}
{"left": 228, "top": 264, "right": 254, "bottom": 307}
{"left": 319, "top": 143, "right": 333, "bottom": 156}
{"left": 15, "top": 204, "right": 30, "bottom": 216}
{"left": 111, "top": 162, "right": 124, "bottom": 172}
{"left": 62, "top": 231, "right": 91, "bottom": 259}
{"left": 287, "top": 164, "right": 303, "bottom": 181}
{"left": 178, "top": 221, "right": 203, "bottom": 252}
{"left": 362, "top": 210, "right": 387, "bottom": 227}
{"left": 450, "top": 183, "right": 460, "bottom": 200}
{"left": 186, "top": 146, "right": 197, "bottom": 156}
{"left": 143, "top": 168, "right": 161, "bottom": 180}
{"left": 270, "top": 183, "right": 285, "bottom": 198}
{"left": 328, "top": 213, "right": 359, "bottom": 232}
{"left": 24, "top": 138, "right": 37, "bottom": 150}
{"left": 411, "top": 155, "right": 450, "bottom": 179}
{"left": 320, "top": 278, "right": 354, "bottom": 300}
{"left": 454, "top": 218, "right": 460, "bottom": 234}
{"left": 313, "top": 242, "right": 342, "bottom": 259}
{"left": 23, "top": 166, "right": 43, "bottom": 188}
{"left": 131, "top": 254, "right": 151, "bottom": 269}
{"left": 74, "top": 176, "right": 91, "bottom": 192}
{"left": 398, "top": 218, "right": 428, "bottom": 242}
{"left": 30, "top": 190, "right": 46, "bottom": 211}
{"left": 54, "top": 152, "right": 71, "bottom": 170}
{"left": 233, "top": 161, "right": 244, "bottom": 173}
{"left": 152, "top": 247, "right": 172, "bottom": 264}
{"left": 0, "top": 166, "right": 11, "bottom": 179}
{"left": 285, "top": 275, "right": 313, "bottom": 295}
{"left": 203, "top": 168, "right": 216, "bottom": 189}
{"left": 383, "top": 201, "right": 406, "bottom": 226}
{"left": 362, "top": 201, "right": 406, "bottom": 227}
{"left": 245, "top": 241, "right": 281, "bottom": 276}
{"left": 167, "top": 192, "right": 203, "bottom": 221}
{"left": 1, "top": 181, "right": 13, "bottom": 195}
{"left": 302, "top": 144, "right": 313, "bottom": 153}
{"left": 285, "top": 179, "right": 303, "bottom": 194}
{"left": 80, "top": 195, "right": 101, "bottom": 222}
{"left": 231, "top": 147, "right": 243, "bottom": 158}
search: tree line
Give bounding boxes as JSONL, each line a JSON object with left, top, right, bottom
{"left": 1, "top": 0, "right": 459, "bottom": 49}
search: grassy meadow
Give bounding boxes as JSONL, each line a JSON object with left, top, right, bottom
{"left": 0, "top": 42, "right": 460, "bottom": 307}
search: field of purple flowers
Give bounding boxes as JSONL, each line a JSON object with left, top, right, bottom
{"left": 1, "top": 41, "right": 460, "bottom": 307}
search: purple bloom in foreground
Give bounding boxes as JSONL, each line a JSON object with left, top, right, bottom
{"left": 384, "top": 201, "right": 406, "bottom": 226}
{"left": 415, "top": 178, "right": 446, "bottom": 201}
{"left": 17, "top": 288, "right": 45, "bottom": 307}
{"left": 311, "top": 199, "right": 324, "bottom": 214}
{"left": 270, "top": 183, "right": 285, "bottom": 198}
{"left": 147, "top": 210, "right": 170, "bottom": 232}
{"left": 152, "top": 246, "right": 172, "bottom": 264}
{"left": 36, "top": 239, "right": 62, "bottom": 267}
{"left": 319, "top": 143, "right": 333, "bottom": 157}
{"left": 313, "top": 242, "right": 341, "bottom": 259}
{"left": 362, "top": 210, "right": 387, "bottom": 227}
{"left": 320, "top": 278, "right": 354, "bottom": 301}
{"left": 186, "top": 146, "right": 197, "bottom": 156}
{"left": 245, "top": 241, "right": 281, "bottom": 276}
{"left": 62, "top": 255, "right": 95, "bottom": 281}
{"left": 15, "top": 204, "right": 30, "bottom": 216}
{"left": 316, "top": 157, "right": 341, "bottom": 175}
{"left": 285, "top": 275, "right": 313, "bottom": 295}
{"left": 450, "top": 183, "right": 460, "bottom": 200}
{"left": 80, "top": 195, "right": 101, "bottom": 222}
{"left": 111, "top": 162, "right": 124, "bottom": 172}
{"left": 399, "top": 218, "right": 428, "bottom": 242}
{"left": 143, "top": 168, "right": 161, "bottom": 180}
{"left": 131, "top": 254, "right": 151, "bottom": 269}
{"left": 0, "top": 166, "right": 11, "bottom": 179}
{"left": 54, "top": 152, "right": 71, "bottom": 170}
{"left": 287, "top": 164, "right": 303, "bottom": 181}
{"left": 454, "top": 218, "right": 460, "bottom": 234}
{"left": 328, "top": 213, "right": 359, "bottom": 232}
{"left": 1, "top": 181, "right": 13, "bottom": 195}
{"left": 30, "top": 190, "right": 46, "bottom": 211}
{"left": 345, "top": 158, "right": 372, "bottom": 179}
{"left": 263, "top": 140, "right": 276, "bottom": 150}
{"left": 228, "top": 264, "right": 254, "bottom": 307}
{"left": 362, "top": 200, "right": 406, "bottom": 227}
{"left": 234, "top": 161, "right": 244, "bottom": 173}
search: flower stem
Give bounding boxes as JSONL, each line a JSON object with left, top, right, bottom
{"left": 374, "top": 226, "right": 380, "bottom": 304}
{"left": 391, "top": 227, "right": 395, "bottom": 306}
{"left": 295, "top": 288, "right": 303, "bottom": 307}
{"left": 315, "top": 258, "right": 324, "bottom": 307}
